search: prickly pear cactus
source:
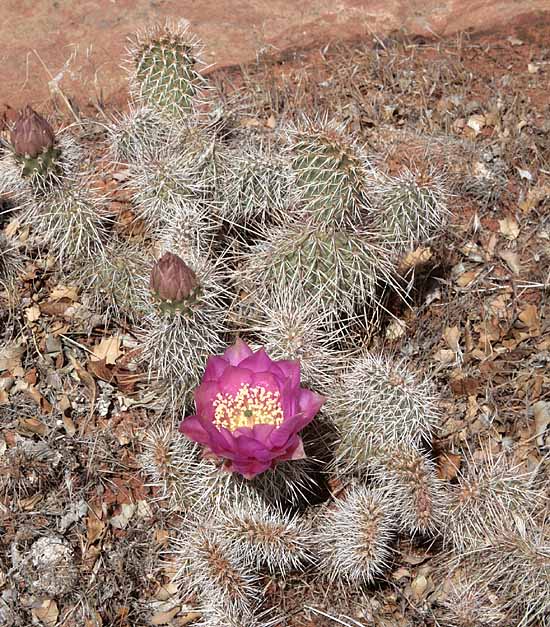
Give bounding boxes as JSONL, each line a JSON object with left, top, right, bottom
{"left": 288, "top": 118, "right": 372, "bottom": 227}
{"left": 128, "top": 21, "right": 207, "bottom": 118}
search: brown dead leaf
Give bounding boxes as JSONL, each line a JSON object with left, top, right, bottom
{"left": 87, "top": 358, "right": 115, "bottom": 383}
{"left": 25, "top": 305, "right": 41, "bottom": 322}
{"left": 411, "top": 574, "right": 428, "bottom": 600}
{"left": 456, "top": 269, "right": 482, "bottom": 287}
{"left": 533, "top": 401, "right": 549, "bottom": 447}
{"left": 499, "top": 216, "right": 520, "bottom": 240}
{"left": 151, "top": 606, "right": 181, "bottom": 625}
{"left": 176, "top": 613, "right": 202, "bottom": 626}
{"left": 400, "top": 246, "right": 433, "bottom": 271}
{"left": 49, "top": 285, "right": 79, "bottom": 301}
{"left": 443, "top": 326, "right": 461, "bottom": 352}
{"left": 437, "top": 452, "right": 462, "bottom": 480}
{"left": 17, "top": 417, "right": 49, "bottom": 437}
{"left": 392, "top": 567, "right": 411, "bottom": 580}
{"left": 155, "top": 582, "right": 178, "bottom": 601}
{"left": 466, "top": 114, "right": 485, "bottom": 134}
{"left": 0, "top": 342, "right": 25, "bottom": 372}
{"left": 86, "top": 505, "right": 106, "bottom": 544}
{"left": 499, "top": 249, "right": 521, "bottom": 274}
{"left": 69, "top": 355, "right": 97, "bottom": 399}
{"left": 518, "top": 304, "right": 540, "bottom": 337}
{"left": 32, "top": 599, "right": 58, "bottom": 626}
{"left": 91, "top": 336, "right": 122, "bottom": 365}
{"left": 519, "top": 184, "right": 550, "bottom": 213}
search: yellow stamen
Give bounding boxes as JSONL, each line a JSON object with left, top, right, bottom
{"left": 213, "top": 383, "right": 284, "bottom": 431}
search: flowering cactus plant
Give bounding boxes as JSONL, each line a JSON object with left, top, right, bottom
{"left": 150, "top": 251, "right": 199, "bottom": 306}
{"left": 10, "top": 106, "right": 55, "bottom": 159}
{"left": 179, "top": 339, "right": 325, "bottom": 478}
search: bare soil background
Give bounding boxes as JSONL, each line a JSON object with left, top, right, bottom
{"left": 1, "top": 0, "right": 549, "bottom": 110}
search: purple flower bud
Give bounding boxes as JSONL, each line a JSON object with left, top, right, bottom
{"left": 179, "top": 339, "right": 325, "bottom": 479}
{"left": 10, "top": 106, "right": 55, "bottom": 158}
{"left": 149, "top": 252, "right": 199, "bottom": 304}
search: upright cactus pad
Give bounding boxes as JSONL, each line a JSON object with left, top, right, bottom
{"left": 287, "top": 118, "right": 372, "bottom": 227}
{"left": 129, "top": 21, "right": 207, "bottom": 117}
{"left": 240, "top": 222, "right": 398, "bottom": 319}
{"left": 329, "top": 352, "right": 441, "bottom": 474}
{"left": 372, "top": 168, "right": 449, "bottom": 249}
{"left": 107, "top": 106, "right": 171, "bottom": 163}
{"left": 222, "top": 139, "right": 290, "bottom": 226}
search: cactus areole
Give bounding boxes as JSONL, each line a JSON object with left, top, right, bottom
{"left": 179, "top": 339, "right": 325, "bottom": 479}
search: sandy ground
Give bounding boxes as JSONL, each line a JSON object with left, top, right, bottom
{"left": 1, "top": 0, "right": 549, "bottom": 111}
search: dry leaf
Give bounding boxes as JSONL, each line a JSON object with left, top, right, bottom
{"left": 518, "top": 304, "right": 540, "bottom": 336}
{"left": 69, "top": 355, "right": 97, "bottom": 399}
{"left": 499, "top": 249, "right": 521, "bottom": 274}
{"left": 392, "top": 566, "right": 411, "bottom": 580}
{"left": 411, "top": 574, "right": 428, "bottom": 599}
{"left": 25, "top": 305, "right": 41, "bottom": 322}
{"left": 499, "top": 216, "right": 520, "bottom": 240}
{"left": 265, "top": 114, "right": 277, "bottom": 129}
{"left": 91, "top": 336, "right": 122, "bottom": 365}
{"left": 87, "top": 358, "right": 114, "bottom": 382}
{"left": 443, "top": 326, "right": 461, "bottom": 352}
{"left": 456, "top": 269, "right": 482, "bottom": 287}
{"left": 437, "top": 452, "right": 462, "bottom": 480}
{"left": 151, "top": 606, "right": 181, "bottom": 625}
{"left": 467, "top": 114, "right": 485, "bottom": 134}
{"left": 400, "top": 246, "right": 433, "bottom": 271}
{"left": 18, "top": 417, "right": 49, "bottom": 437}
{"left": 86, "top": 508, "right": 106, "bottom": 544}
{"left": 0, "top": 342, "right": 25, "bottom": 372}
{"left": 155, "top": 582, "right": 178, "bottom": 601}
{"left": 111, "top": 503, "right": 136, "bottom": 530}
{"left": 533, "top": 401, "right": 549, "bottom": 447}
{"left": 386, "top": 318, "right": 407, "bottom": 340}
{"left": 176, "top": 612, "right": 201, "bottom": 626}
{"left": 32, "top": 599, "right": 59, "bottom": 626}
{"left": 49, "top": 285, "right": 79, "bottom": 301}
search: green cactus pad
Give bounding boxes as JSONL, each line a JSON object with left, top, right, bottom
{"left": 241, "top": 222, "right": 398, "bottom": 317}
{"left": 289, "top": 121, "right": 371, "bottom": 227}
{"left": 130, "top": 23, "right": 206, "bottom": 118}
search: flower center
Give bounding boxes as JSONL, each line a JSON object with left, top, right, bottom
{"left": 212, "top": 384, "right": 284, "bottom": 431}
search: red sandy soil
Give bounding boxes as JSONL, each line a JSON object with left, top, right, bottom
{"left": 1, "top": 0, "right": 549, "bottom": 112}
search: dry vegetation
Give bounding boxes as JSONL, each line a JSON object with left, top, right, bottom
{"left": 1, "top": 22, "right": 549, "bottom": 627}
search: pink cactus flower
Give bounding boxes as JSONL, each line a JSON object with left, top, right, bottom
{"left": 179, "top": 339, "right": 325, "bottom": 479}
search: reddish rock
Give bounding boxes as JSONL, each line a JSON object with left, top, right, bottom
{"left": 0, "top": 0, "right": 548, "bottom": 111}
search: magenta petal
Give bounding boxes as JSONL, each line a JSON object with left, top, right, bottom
{"left": 298, "top": 388, "right": 325, "bottom": 420}
{"left": 218, "top": 365, "right": 253, "bottom": 395}
{"left": 230, "top": 458, "right": 272, "bottom": 479}
{"left": 223, "top": 338, "right": 253, "bottom": 366}
{"left": 234, "top": 435, "right": 273, "bottom": 462}
{"left": 204, "top": 425, "right": 236, "bottom": 458}
{"left": 239, "top": 348, "right": 275, "bottom": 373}
{"left": 251, "top": 423, "right": 277, "bottom": 444}
{"left": 194, "top": 380, "right": 221, "bottom": 419}
{"left": 179, "top": 415, "right": 210, "bottom": 446}
{"left": 203, "top": 355, "right": 228, "bottom": 382}
{"left": 269, "top": 412, "right": 313, "bottom": 448}
{"left": 276, "top": 360, "right": 301, "bottom": 388}
{"left": 250, "top": 371, "right": 282, "bottom": 395}
{"left": 288, "top": 438, "right": 306, "bottom": 460}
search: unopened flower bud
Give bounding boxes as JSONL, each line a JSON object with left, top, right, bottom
{"left": 10, "top": 106, "right": 55, "bottom": 158}
{"left": 150, "top": 252, "right": 198, "bottom": 304}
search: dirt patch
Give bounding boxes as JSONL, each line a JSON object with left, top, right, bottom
{"left": 0, "top": 1, "right": 549, "bottom": 111}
